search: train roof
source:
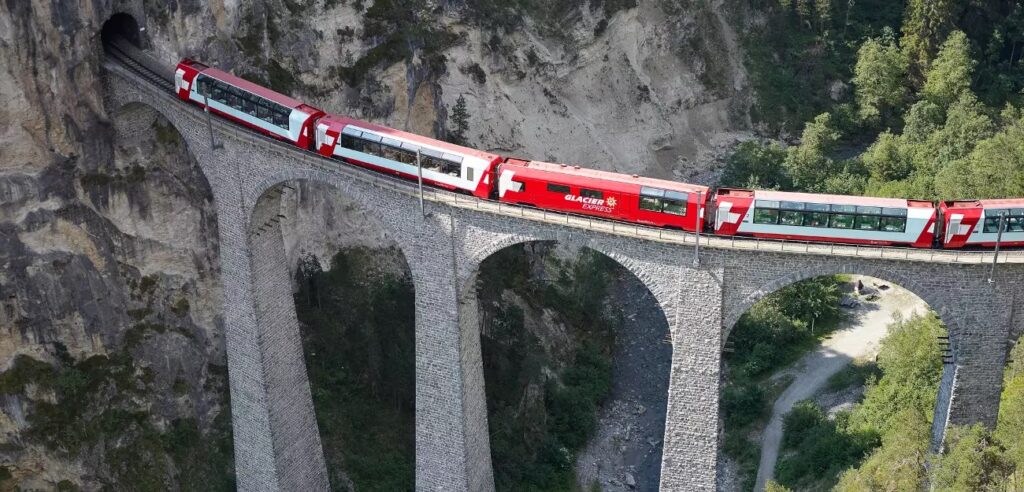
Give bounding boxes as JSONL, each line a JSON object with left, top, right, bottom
{"left": 731, "top": 188, "right": 933, "bottom": 208}
{"left": 943, "top": 198, "right": 1024, "bottom": 209}
{"left": 199, "top": 67, "right": 318, "bottom": 113}
{"left": 503, "top": 159, "right": 709, "bottom": 196}
{"left": 318, "top": 115, "right": 502, "bottom": 163}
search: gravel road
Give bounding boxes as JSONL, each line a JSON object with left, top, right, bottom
{"left": 753, "top": 277, "right": 927, "bottom": 491}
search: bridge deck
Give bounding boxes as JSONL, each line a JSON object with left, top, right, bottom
{"left": 102, "top": 52, "right": 1024, "bottom": 266}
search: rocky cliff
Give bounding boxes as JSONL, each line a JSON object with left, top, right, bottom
{"left": 0, "top": 0, "right": 750, "bottom": 487}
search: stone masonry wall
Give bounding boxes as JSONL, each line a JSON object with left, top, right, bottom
{"left": 103, "top": 59, "right": 1024, "bottom": 491}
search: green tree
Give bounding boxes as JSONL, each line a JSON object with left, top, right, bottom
{"left": 784, "top": 113, "right": 843, "bottom": 191}
{"left": 934, "top": 111, "right": 1024, "bottom": 200}
{"left": 922, "top": 31, "right": 976, "bottom": 109}
{"left": 862, "top": 131, "right": 914, "bottom": 182}
{"left": 932, "top": 424, "right": 1013, "bottom": 491}
{"left": 997, "top": 338, "right": 1024, "bottom": 488}
{"left": 853, "top": 36, "right": 910, "bottom": 124}
{"left": 719, "top": 141, "right": 790, "bottom": 189}
{"left": 834, "top": 408, "right": 932, "bottom": 491}
{"left": 764, "top": 479, "right": 793, "bottom": 492}
{"left": 449, "top": 94, "right": 470, "bottom": 146}
{"left": 847, "top": 313, "right": 946, "bottom": 435}
{"left": 774, "top": 276, "right": 841, "bottom": 334}
{"left": 901, "top": 0, "right": 961, "bottom": 76}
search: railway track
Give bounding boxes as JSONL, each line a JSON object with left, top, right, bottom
{"left": 99, "top": 43, "right": 1024, "bottom": 265}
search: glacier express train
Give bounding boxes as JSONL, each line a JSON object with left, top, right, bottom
{"left": 174, "top": 58, "right": 1023, "bottom": 250}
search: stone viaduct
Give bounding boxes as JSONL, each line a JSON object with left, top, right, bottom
{"left": 101, "top": 43, "right": 1024, "bottom": 491}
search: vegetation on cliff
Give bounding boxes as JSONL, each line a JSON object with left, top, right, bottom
{"left": 478, "top": 244, "right": 619, "bottom": 491}
{"left": 295, "top": 247, "right": 416, "bottom": 492}
{"left": 727, "top": 2, "right": 1024, "bottom": 202}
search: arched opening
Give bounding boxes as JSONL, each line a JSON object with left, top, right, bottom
{"left": 254, "top": 180, "right": 416, "bottom": 490}
{"left": 101, "top": 13, "right": 142, "bottom": 48}
{"left": 473, "top": 241, "right": 672, "bottom": 491}
{"left": 719, "top": 273, "right": 948, "bottom": 491}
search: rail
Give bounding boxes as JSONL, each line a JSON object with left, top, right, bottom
{"left": 101, "top": 44, "right": 1024, "bottom": 265}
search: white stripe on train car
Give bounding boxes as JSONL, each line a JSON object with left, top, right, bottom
{"left": 965, "top": 211, "right": 1024, "bottom": 244}
{"left": 736, "top": 205, "right": 933, "bottom": 243}
{"left": 332, "top": 146, "right": 478, "bottom": 192}
{"left": 188, "top": 88, "right": 302, "bottom": 142}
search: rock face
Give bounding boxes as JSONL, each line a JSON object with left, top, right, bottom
{"left": 0, "top": 0, "right": 751, "bottom": 487}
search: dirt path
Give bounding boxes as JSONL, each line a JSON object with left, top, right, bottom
{"left": 753, "top": 277, "right": 927, "bottom": 491}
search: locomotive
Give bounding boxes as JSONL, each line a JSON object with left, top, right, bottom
{"left": 174, "top": 58, "right": 1024, "bottom": 250}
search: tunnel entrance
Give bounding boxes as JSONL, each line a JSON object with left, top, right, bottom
{"left": 101, "top": 13, "right": 142, "bottom": 47}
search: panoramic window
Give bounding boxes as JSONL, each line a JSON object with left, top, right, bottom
{"left": 754, "top": 208, "right": 779, "bottom": 224}
{"left": 639, "top": 187, "right": 686, "bottom": 215}
{"left": 581, "top": 189, "right": 603, "bottom": 199}
{"left": 337, "top": 128, "right": 463, "bottom": 176}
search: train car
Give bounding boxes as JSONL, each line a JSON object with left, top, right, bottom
{"left": 313, "top": 115, "right": 502, "bottom": 198}
{"left": 173, "top": 58, "right": 324, "bottom": 148}
{"left": 713, "top": 188, "right": 936, "bottom": 247}
{"left": 941, "top": 199, "right": 1024, "bottom": 248}
{"left": 495, "top": 159, "right": 710, "bottom": 232}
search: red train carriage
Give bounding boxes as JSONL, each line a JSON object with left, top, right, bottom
{"left": 314, "top": 115, "right": 502, "bottom": 199}
{"left": 174, "top": 58, "right": 324, "bottom": 148}
{"left": 941, "top": 199, "right": 1024, "bottom": 248}
{"left": 714, "top": 188, "right": 936, "bottom": 247}
{"left": 495, "top": 159, "right": 710, "bottom": 232}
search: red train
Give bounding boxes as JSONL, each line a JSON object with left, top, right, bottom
{"left": 174, "top": 58, "right": 1021, "bottom": 250}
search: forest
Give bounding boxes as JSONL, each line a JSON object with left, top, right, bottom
{"left": 722, "top": 1, "right": 1024, "bottom": 490}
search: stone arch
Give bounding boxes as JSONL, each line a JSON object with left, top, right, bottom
{"left": 245, "top": 176, "right": 419, "bottom": 490}
{"left": 101, "top": 12, "right": 144, "bottom": 47}
{"left": 464, "top": 235, "right": 674, "bottom": 490}
{"left": 723, "top": 265, "right": 961, "bottom": 348}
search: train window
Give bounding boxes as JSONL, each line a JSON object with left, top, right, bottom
{"left": 341, "top": 134, "right": 364, "bottom": 152}
{"left": 830, "top": 214, "right": 855, "bottom": 229}
{"left": 983, "top": 216, "right": 1005, "bottom": 233}
{"left": 581, "top": 189, "right": 603, "bottom": 199}
{"left": 257, "top": 104, "right": 270, "bottom": 120}
{"left": 855, "top": 215, "right": 880, "bottom": 230}
{"left": 1008, "top": 217, "right": 1024, "bottom": 232}
{"left": 804, "top": 212, "right": 829, "bottom": 227}
{"left": 639, "top": 196, "right": 662, "bottom": 212}
{"left": 830, "top": 204, "right": 856, "bottom": 213}
{"left": 640, "top": 187, "right": 665, "bottom": 198}
{"left": 882, "top": 207, "right": 907, "bottom": 216}
{"left": 781, "top": 201, "right": 805, "bottom": 210}
{"left": 880, "top": 216, "right": 907, "bottom": 232}
{"left": 753, "top": 208, "right": 779, "bottom": 224}
{"left": 665, "top": 191, "right": 689, "bottom": 201}
{"left": 547, "top": 183, "right": 571, "bottom": 194}
{"left": 466, "top": 167, "right": 474, "bottom": 182}
{"left": 779, "top": 210, "right": 803, "bottom": 226}
{"left": 856, "top": 206, "right": 882, "bottom": 215}
{"left": 442, "top": 153, "right": 465, "bottom": 164}
{"left": 755, "top": 200, "right": 780, "bottom": 209}
{"left": 662, "top": 199, "right": 687, "bottom": 216}
{"left": 806, "top": 203, "right": 829, "bottom": 212}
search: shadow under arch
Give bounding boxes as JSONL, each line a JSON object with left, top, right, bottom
{"left": 101, "top": 12, "right": 144, "bottom": 47}
{"left": 246, "top": 178, "right": 417, "bottom": 490}
{"left": 465, "top": 238, "right": 673, "bottom": 491}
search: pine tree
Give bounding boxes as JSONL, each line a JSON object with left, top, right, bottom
{"left": 449, "top": 95, "right": 470, "bottom": 146}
